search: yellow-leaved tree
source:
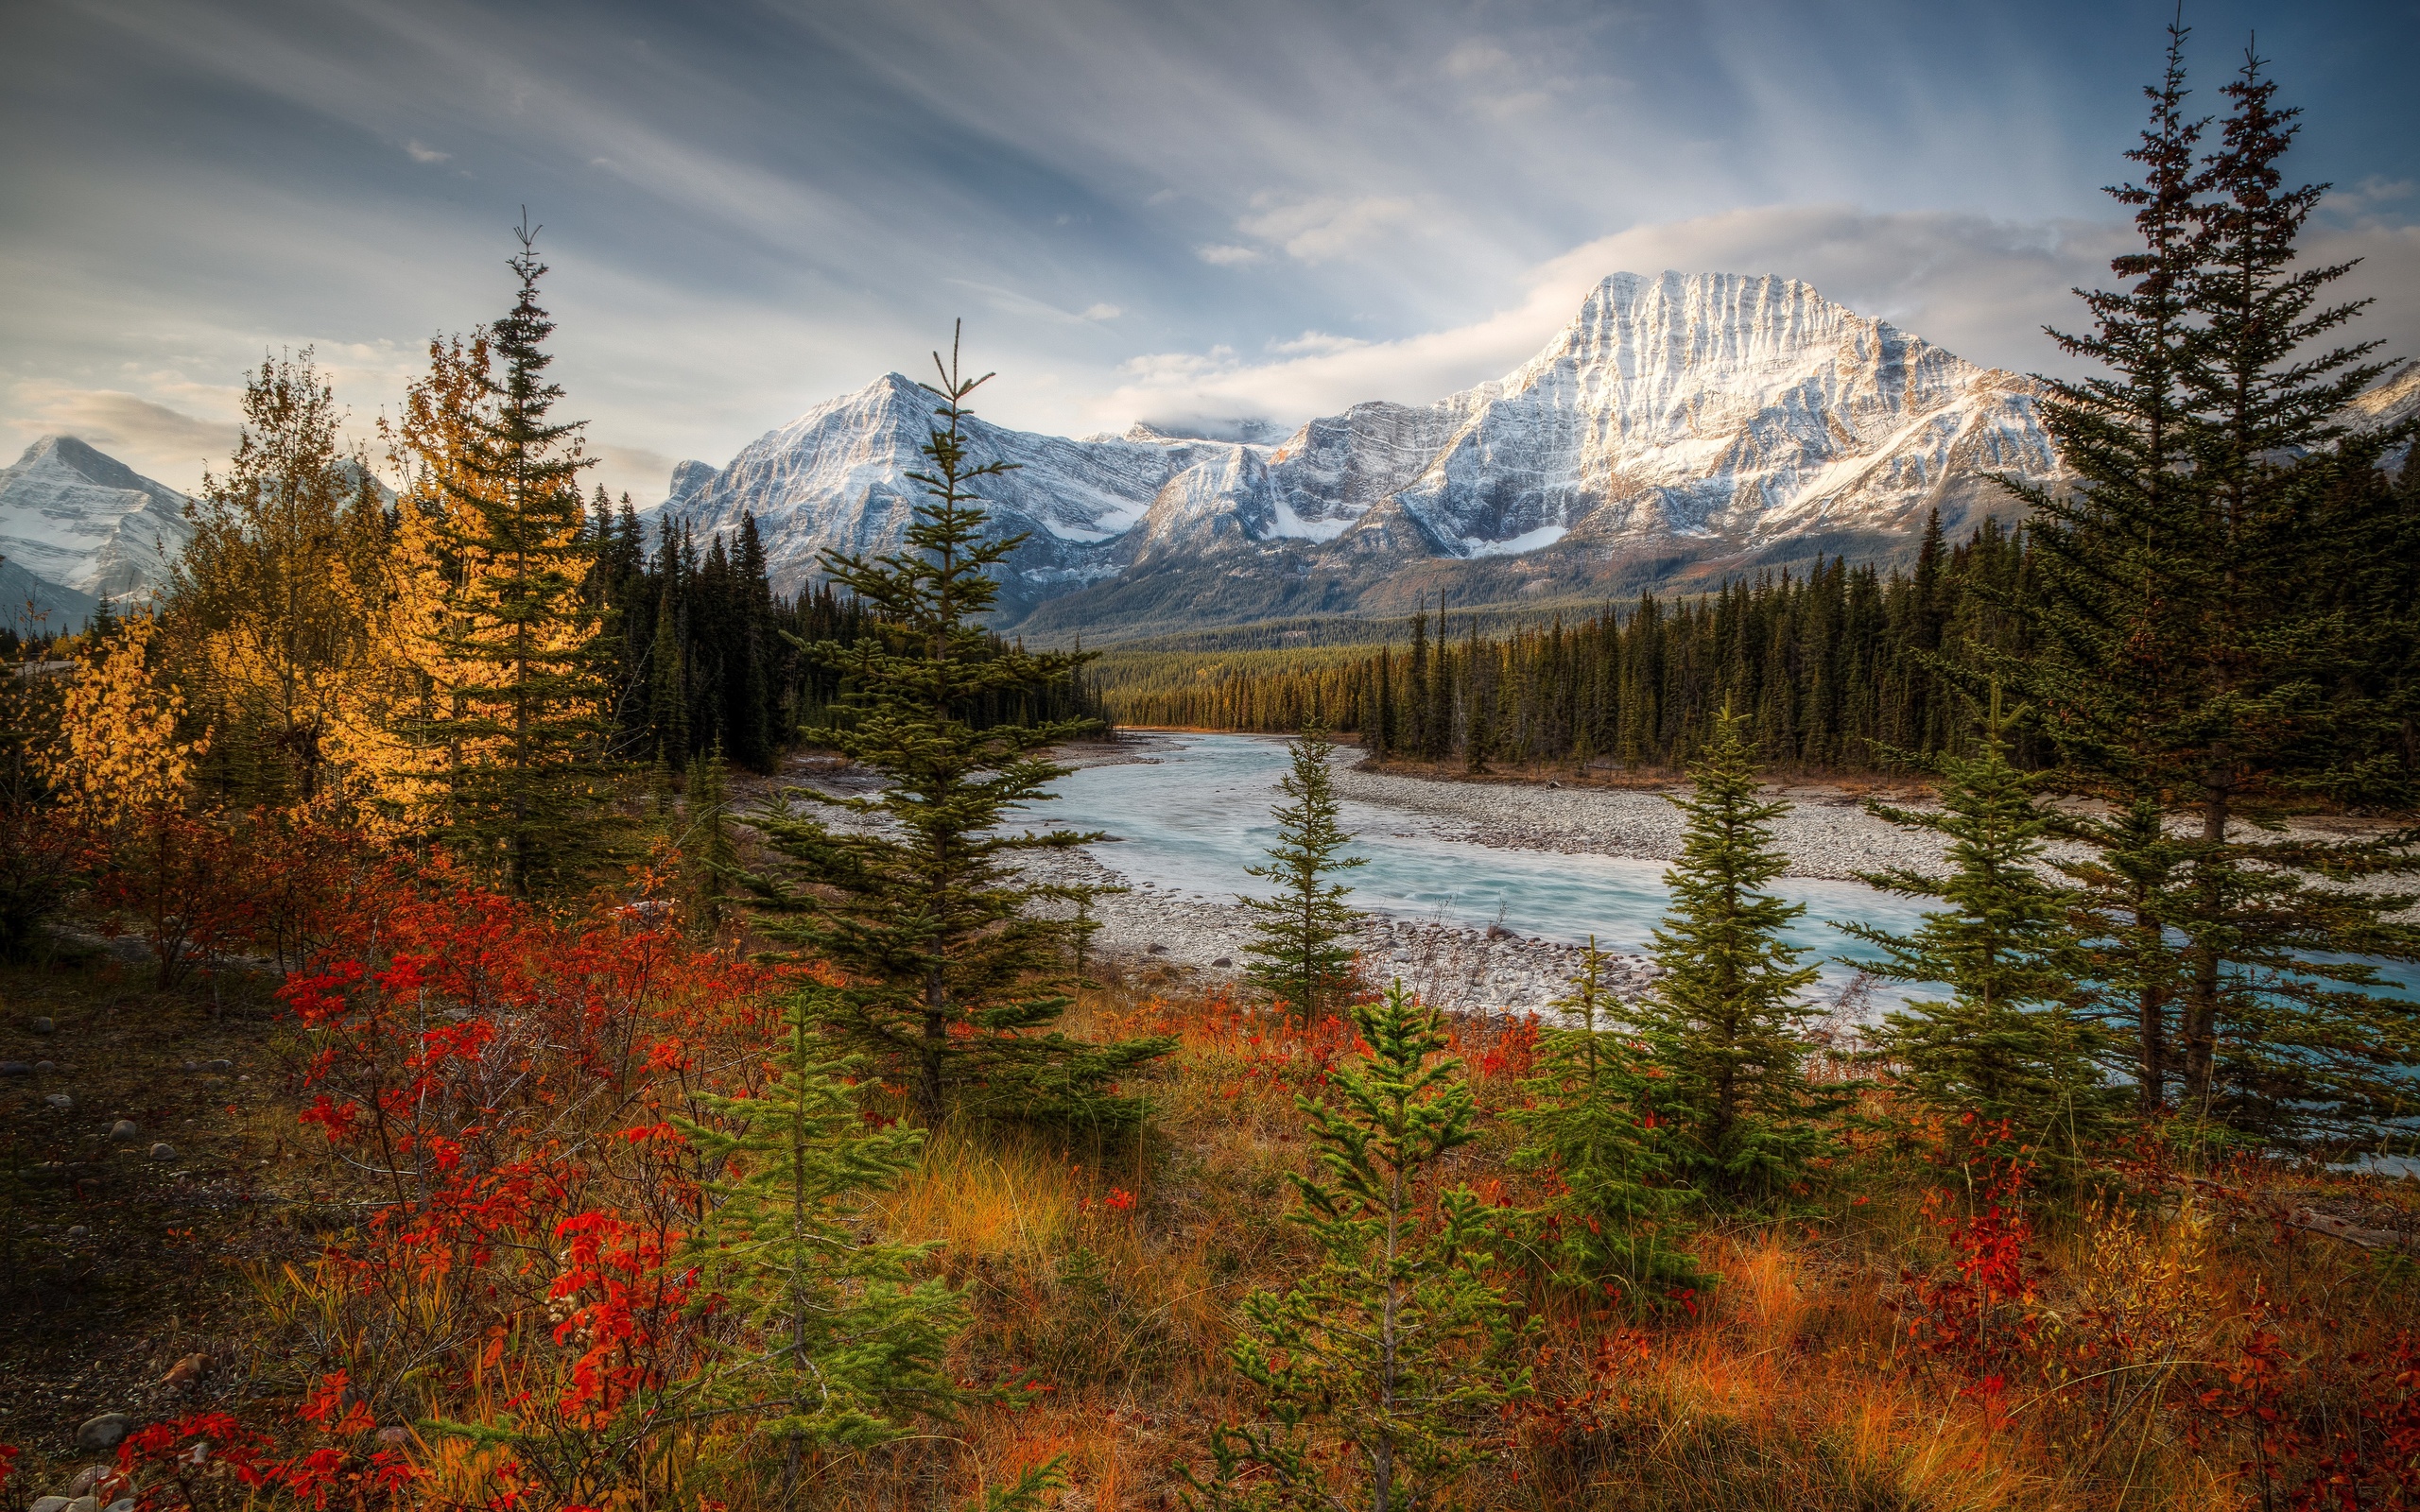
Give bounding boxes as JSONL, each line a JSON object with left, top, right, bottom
{"left": 44, "top": 614, "right": 208, "bottom": 829}
{"left": 168, "top": 351, "right": 386, "bottom": 811}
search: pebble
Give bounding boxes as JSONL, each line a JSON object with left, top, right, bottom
{"left": 32, "top": 1498, "right": 69, "bottom": 1512}
{"left": 148, "top": 1143, "right": 178, "bottom": 1161}
{"left": 36, "top": 1060, "right": 57, "bottom": 1074}
{"left": 76, "top": 1413, "right": 130, "bottom": 1452}
{"left": 65, "top": 1498, "right": 95, "bottom": 1512}
{"left": 109, "top": 1120, "right": 138, "bottom": 1142}
{"left": 65, "top": 1225, "right": 89, "bottom": 1238}
{"left": 104, "top": 1501, "right": 134, "bottom": 1512}
{"left": 31, "top": 1016, "right": 54, "bottom": 1034}
{"left": 0, "top": 1060, "right": 29, "bottom": 1075}
{"left": 44, "top": 1092, "right": 72, "bottom": 1110}
{"left": 66, "top": 1468, "right": 103, "bottom": 1496}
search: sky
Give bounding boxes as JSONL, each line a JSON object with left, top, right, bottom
{"left": 4, "top": 0, "right": 2415, "bottom": 506}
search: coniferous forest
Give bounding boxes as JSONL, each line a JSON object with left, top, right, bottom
{"left": 1100, "top": 511, "right": 2058, "bottom": 772}
{"left": 5, "top": 26, "right": 2420, "bottom": 1512}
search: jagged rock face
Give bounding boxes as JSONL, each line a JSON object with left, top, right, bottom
{"left": 2348, "top": 362, "right": 2420, "bottom": 472}
{"left": 0, "top": 436, "right": 192, "bottom": 608}
{"left": 1329, "top": 270, "right": 2062, "bottom": 555}
{"left": 660, "top": 271, "right": 2067, "bottom": 631}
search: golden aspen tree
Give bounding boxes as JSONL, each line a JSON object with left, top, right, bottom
{"left": 169, "top": 351, "right": 380, "bottom": 809}
{"left": 43, "top": 614, "right": 207, "bottom": 827}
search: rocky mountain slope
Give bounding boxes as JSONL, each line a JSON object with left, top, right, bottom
{"left": 661, "top": 271, "right": 2065, "bottom": 638}
{"left": 0, "top": 436, "right": 192, "bottom": 627}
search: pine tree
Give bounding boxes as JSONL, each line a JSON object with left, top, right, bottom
{"left": 745, "top": 329, "right": 1172, "bottom": 1127}
{"left": 1844, "top": 694, "right": 2114, "bottom": 1157}
{"left": 1240, "top": 722, "right": 1367, "bottom": 1025}
{"left": 1996, "top": 20, "right": 2217, "bottom": 1116}
{"left": 1192, "top": 981, "right": 1530, "bottom": 1512}
{"left": 644, "top": 525, "right": 687, "bottom": 765}
{"left": 2162, "top": 47, "right": 2410, "bottom": 1119}
{"left": 1631, "top": 709, "right": 1834, "bottom": 1199}
{"left": 675, "top": 986, "right": 964, "bottom": 1495}
{"left": 729, "top": 511, "right": 779, "bottom": 772}
{"left": 682, "top": 744, "right": 737, "bottom": 939}
{"left": 414, "top": 219, "right": 607, "bottom": 895}
{"left": 1508, "top": 938, "right": 1708, "bottom": 1309}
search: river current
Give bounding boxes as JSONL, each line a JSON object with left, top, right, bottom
{"left": 1045, "top": 732, "right": 1935, "bottom": 1005}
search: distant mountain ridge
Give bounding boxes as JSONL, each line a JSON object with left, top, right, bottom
{"left": 660, "top": 271, "right": 2066, "bottom": 640}
{"left": 0, "top": 434, "right": 192, "bottom": 629}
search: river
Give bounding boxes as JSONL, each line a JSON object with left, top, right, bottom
{"left": 1046, "top": 732, "right": 1937, "bottom": 1005}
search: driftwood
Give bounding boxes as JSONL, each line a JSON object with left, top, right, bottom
{"left": 2174, "top": 1174, "right": 2420, "bottom": 1255}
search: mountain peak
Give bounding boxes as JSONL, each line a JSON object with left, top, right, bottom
{"left": 661, "top": 271, "right": 2059, "bottom": 638}
{"left": 0, "top": 434, "right": 193, "bottom": 603}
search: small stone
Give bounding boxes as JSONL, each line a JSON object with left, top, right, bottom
{"left": 36, "top": 1059, "right": 57, "bottom": 1074}
{"left": 0, "top": 1059, "right": 29, "bottom": 1075}
{"left": 30, "top": 1016, "right": 54, "bottom": 1034}
{"left": 45, "top": 1092, "right": 72, "bottom": 1110}
{"left": 148, "top": 1143, "right": 177, "bottom": 1161}
{"left": 110, "top": 1120, "right": 139, "bottom": 1142}
{"left": 1210, "top": 956, "right": 1232, "bottom": 968}
{"left": 66, "top": 1467, "right": 104, "bottom": 1496}
{"left": 200, "top": 1059, "right": 233, "bottom": 1074}
{"left": 65, "top": 1498, "right": 95, "bottom": 1512}
{"left": 32, "top": 1497, "right": 70, "bottom": 1512}
{"left": 1146, "top": 943, "right": 1168, "bottom": 955}
{"left": 376, "top": 1426, "right": 409, "bottom": 1446}
{"left": 65, "top": 1224, "right": 89, "bottom": 1238}
{"left": 103, "top": 1500, "right": 134, "bottom": 1512}
{"left": 77, "top": 1412, "right": 130, "bottom": 1451}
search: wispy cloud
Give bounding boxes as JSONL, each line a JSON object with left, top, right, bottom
{"left": 1, "top": 0, "right": 2410, "bottom": 501}
{"left": 6, "top": 385, "right": 240, "bottom": 480}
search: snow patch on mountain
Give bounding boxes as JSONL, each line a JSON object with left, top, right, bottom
{"left": 0, "top": 436, "right": 193, "bottom": 606}
{"left": 658, "top": 271, "right": 2068, "bottom": 627}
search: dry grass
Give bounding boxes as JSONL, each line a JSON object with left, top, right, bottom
{"left": 17, "top": 946, "right": 2417, "bottom": 1512}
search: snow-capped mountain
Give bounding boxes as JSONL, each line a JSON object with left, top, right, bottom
{"left": 666, "top": 270, "right": 2066, "bottom": 635}
{"left": 0, "top": 435, "right": 192, "bottom": 616}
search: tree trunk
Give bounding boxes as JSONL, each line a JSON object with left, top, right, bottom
{"left": 2181, "top": 775, "right": 2229, "bottom": 1113}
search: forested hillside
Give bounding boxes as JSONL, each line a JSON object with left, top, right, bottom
{"left": 1104, "top": 512, "right": 2044, "bottom": 772}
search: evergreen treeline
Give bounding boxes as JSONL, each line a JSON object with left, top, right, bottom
{"left": 1108, "top": 513, "right": 2043, "bottom": 773}
{"left": 585, "top": 496, "right": 1114, "bottom": 777}
{"left": 587, "top": 502, "right": 849, "bottom": 773}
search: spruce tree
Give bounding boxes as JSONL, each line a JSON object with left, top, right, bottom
{"left": 745, "top": 329, "right": 1172, "bottom": 1127}
{"left": 682, "top": 743, "right": 736, "bottom": 940}
{"left": 1508, "top": 938, "right": 1707, "bottom": 1309}
{"left": 2003, "top": 39, "right": 2419, "bottom": 1141}
{"left": 418, "top": 219, "right": 607, "bottom": 895}
{"left": 1240, "top": 722, "right": 1367, "bottom": 1025}
{"left": 1192, "top": 981, "right": 1530, "bottom": 1512}
{"left": 648, "top": 525, "right": 688, "bottom": 765}
{"left": 676, "top": 986, "right": 964, "bottom": 1494}
{"left": 1997, "top": 21, "right": 2229, "bottom": 1116}
{"left": 1631, "top": 709, "right": 1835, "bottom": 1199}
{"left": 2161, "top": 48, "right": 2411, "bottom": 1121}
{"left": 1842, "top": 694, "right": 2114, "bottom": 1156}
